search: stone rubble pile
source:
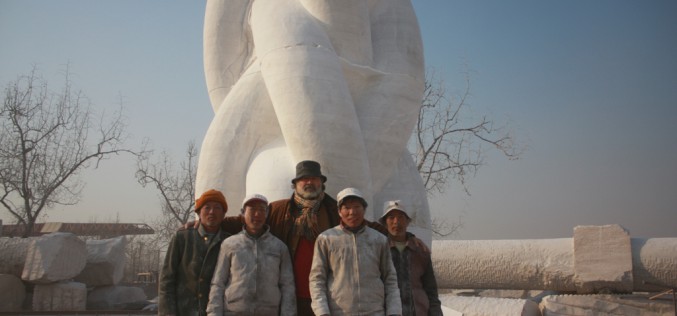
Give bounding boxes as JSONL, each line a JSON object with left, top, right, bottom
{"left": 435, "top": 224, "right": 677, "bottom": 315}
{"left": 433, "top": 225, "right": 677, "bottom": 292}
{"left": 540, "top": 294, "right": 674, "bottom": 315}
{"left": 439, "top": 291, "right": 674, "bottom": 316}
{"left": 439, "top": 295, "right": 541, "bottom": 316}
{"left": 75, "top": 236, "right": 127, "bottom": 286}
{"left": 0, "top": 232, "right": 147, "bottom": 313}
{"left": 22, "top": 232, "right": 88, "bottom": 284}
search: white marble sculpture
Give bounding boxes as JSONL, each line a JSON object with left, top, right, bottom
{"left": 197, "top": 0, "right": 431, "bottom": 242}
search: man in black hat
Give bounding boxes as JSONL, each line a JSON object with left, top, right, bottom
{"left": 265, "top": 160, "right": 335, "bottom": 316}
{"left": 218, "top": 160, "right": 389, "bottom": 315}
{"left": 215, "top": 160, "right": 335, "bottom": 315}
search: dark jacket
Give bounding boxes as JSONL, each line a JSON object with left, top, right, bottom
{"left": 267, "top": 194, "right": 339, "bottom": 256}
{"left": 159, "top": 226, "right": 229, "bottom": 316}
{"left": 390, "top": 236, "right": 443, "bottom": 316}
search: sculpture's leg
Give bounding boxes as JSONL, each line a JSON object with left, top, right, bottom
{"left": 250, "top": 0, "right": 374, "bottom": 208}
{"left": 196, "top": 70, "right": 281, "bottom": 214}
{"left": 353, "top": 74, "right": 424, "bottom": 193}
{"left": 357, "top": 0, "right": 426, "bottom": 194}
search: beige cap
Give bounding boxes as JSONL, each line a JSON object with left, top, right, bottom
{"left": 241, "top": 193, "right": 268, "bottom": 208}
{"left": 379, "top": 200, "right": 412, "bottom": 224}
{"left": 336, "top": 187, "right": 368, "bottom": 207}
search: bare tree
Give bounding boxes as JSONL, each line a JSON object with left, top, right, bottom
{"left": 411, "top": 68, "right": 523, "bottom": 237}
{"left": 0, "top": 66, "right": 138, "bottom": 237}
{"left": 430, "top": 216, "right": 464, "bottom": 239}
{"left": 135, "top": 141, "right": 198, "bottom": 248}
{"left": 412, "top": 69, "right": 521, "bottom": 195}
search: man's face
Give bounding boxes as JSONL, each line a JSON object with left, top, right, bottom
{"left": 243, "top": 200, "right": 268, "bottom": 234}
{"left": 339, "top": 198, "right": 366, "bottom": 229}
{"left": 385, "top": 209, "right": 410, "bottom": 239}
{"left": 199, "top": 201, "right": 226, "bottom": 230}
{"left": 294, "top": 176, "right": 323, "bottom": 199}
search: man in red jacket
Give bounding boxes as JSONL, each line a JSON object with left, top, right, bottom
{"left": 221, "top": 160, "right": 346, "bottom": 315}
{"left": 219, "top": 160, "right": 408, "bottom": 315}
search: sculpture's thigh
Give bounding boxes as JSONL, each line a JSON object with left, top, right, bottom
{"left": 196, "top": 73, "right": 280, "bottom": 213}
{"left": 250, "top": 0, "right": 374, "bottom": 201}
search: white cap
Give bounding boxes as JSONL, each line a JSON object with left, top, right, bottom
{"left": 336, "top": 187, "right": 368, "bottom": 207}
{"left": 379, "top": 200, "right": 412, "bottom": 224}
{"left": 241, "top": 193, "right": 268, "bottom": 208}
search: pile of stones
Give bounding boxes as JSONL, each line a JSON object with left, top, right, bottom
{"left": 0, "top": 232, "right": 148, "bottom": 312}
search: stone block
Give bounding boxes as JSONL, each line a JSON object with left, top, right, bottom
{"left": 75, "top": 236, "right": 127, "bottom": 286}
{"left": 432, "top": 239, "right": 576, "bottom": 291}
{"left": 0, "top": 274, "right": 26, "bottom": 312}
{"left": 573, "top": 224, "right": 633, "bottom": 293}
{"left": 87, "top": 285, "right": 147, "bottom": 310}
{"left": 439, "top": 294, "right": 541, "bottom": 316}
{"left": 32, "top": 281, "right": 87, "bottom": 311}
{"left": 0, "top": 237, "right": 32, "bottom": 277}
{"left": 540, "top": 294, "right": 674, "bottom": 315}
{"left": 440, "top": 306, "right": 463, "bottom": 316}
{"left": 631, "top": 237, "right": 677, "bottom": 291}
{"left": 22, "top": 232, "right": 87, "bottom": 284}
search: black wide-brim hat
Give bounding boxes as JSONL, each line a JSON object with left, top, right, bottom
{"left": 291, "top": 160, "right": 327, "bottom": 183}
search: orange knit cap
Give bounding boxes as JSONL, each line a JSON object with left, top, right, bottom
{"left": 195, "top": 189, "right": 228, "bottom": 213}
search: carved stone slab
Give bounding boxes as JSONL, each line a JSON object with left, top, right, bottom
{"left": 75, "top": 236, "right": 127, "bottom": 286}
{"left": 573, "top": 224, "right": 633, "bottom": 293}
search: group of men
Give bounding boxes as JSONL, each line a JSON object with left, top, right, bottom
{"left": 159, "top": 160, "right": 442, "bottom": 316}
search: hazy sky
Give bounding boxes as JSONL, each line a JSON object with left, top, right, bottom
{"left": 1, "top": 1, "right": 676, "bottom": 240}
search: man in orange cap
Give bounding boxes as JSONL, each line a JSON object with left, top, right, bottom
{"left": 159, "top": 189, "right": 229, "bottom": 316}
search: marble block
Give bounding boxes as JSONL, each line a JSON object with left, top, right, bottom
{"left": 75, "top": 236, "right": 127, "bottom": 286}
{"left": 22, "top": 232, "right": 87, "bottom": 284}
{"left": 573, "top": 224, "right": 633, "bottom": 293}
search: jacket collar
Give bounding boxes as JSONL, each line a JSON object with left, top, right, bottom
{"left": 241, "top": 224, "right": 271, "bottom": 240}
{"left": 340, "top": 221, "right": 366, "bottom": 234}
{"left": 387, "top": 233, "right": 417, "bottom": 251}
{"left": 198, "top": 223, "right": 223, "bottom": 238}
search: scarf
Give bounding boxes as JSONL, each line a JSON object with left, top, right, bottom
{"left": 292, "top": 192, "right": 325, "bottom": 240}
